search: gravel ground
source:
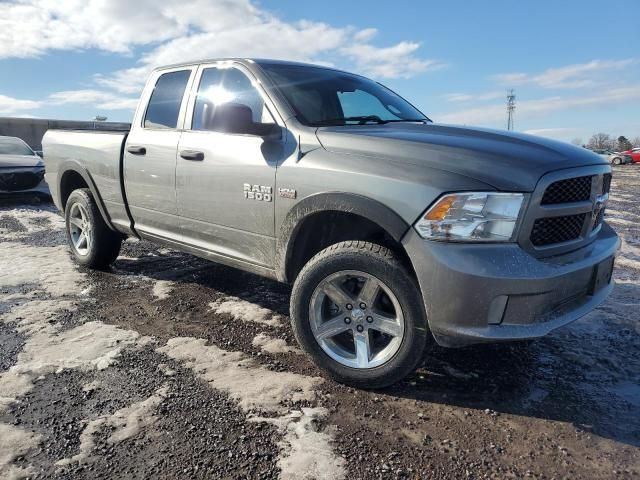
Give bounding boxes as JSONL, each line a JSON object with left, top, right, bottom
{"left": 1, "top": 167, "right": 639, "bottom": 479}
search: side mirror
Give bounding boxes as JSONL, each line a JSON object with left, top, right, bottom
{"left": 212, "top": 103, "right": 252, "bottom": 134}
{"left": 212, "top": 103, "right": 281, "bottom": 138}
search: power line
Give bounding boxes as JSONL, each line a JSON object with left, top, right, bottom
{"left": 506, "top": 89, "right": 516, "bottom": 131}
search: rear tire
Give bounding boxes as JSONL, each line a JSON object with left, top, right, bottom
{"left": 612, "top": 157, "right": 622, "bottom": 165}
{"left": 290, "top": 241, "right": 428, "bottom": 388}
{"left": 65, "top": 188, "right": 122, "bottom": 269}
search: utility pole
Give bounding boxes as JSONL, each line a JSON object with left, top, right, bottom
{"left": 506, "top": 89, "right": 515, "bottom": 131}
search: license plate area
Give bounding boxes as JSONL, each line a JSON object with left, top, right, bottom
{"left": 589, "top": 256, "right": 614, "bottom": 295}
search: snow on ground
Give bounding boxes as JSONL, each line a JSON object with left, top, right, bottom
{"left": 56, "top": 385, "right": 169, "bottom": 466}
{"left": 210, "top": 296, "right": 284, "bottom": 327}
{"left": 0, "top": 206, "right": 345, "bottom": 479}
{"left": 253, "top": 333, "right": 302, "bottom": 355}
{"left": 159, "top": 338, "right": 345, "bottom": 479}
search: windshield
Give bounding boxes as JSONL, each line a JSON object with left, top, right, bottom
{"left": 260, "top": 63, "right": 429, "bottom": 127}
{"left": 0, "top": 137, "right": 35, "bottom": 156}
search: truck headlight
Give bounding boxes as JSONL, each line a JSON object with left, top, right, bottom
{"left": 414, "top": 192, "right": 524, "bottom": 242}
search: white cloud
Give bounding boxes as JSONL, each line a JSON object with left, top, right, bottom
{"left": 437, "top": 85, "right": 640, "bottom": 125}
{"left": 494, "top": 59, "right": 635, "bottom": 89}
{"left": 353, "top": 28, "right": 378, "bottom": 43}
{"left": 97, "top": 22, "right": 444, "bottom": 94}
{"left": 443, "top": 91, "right": 504, "bottom": 102}
{"left": 0, "top": 94, "right": 41, "bottom": 115}
{"left": 0, "top": 0, "right": 261, "bottom": 58}
{"left": 47, "top": 90, "right": 138, "bottom": 110}
{"left": 522, "top": 128, "right": 579, "bottom": 140}
{"left": 0, "top": 0, "right": 441, "bottom": 101}
{"left": 340, "top": 41, "right": 447, "bottom": 79}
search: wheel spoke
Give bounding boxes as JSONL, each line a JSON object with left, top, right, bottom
{"left": 370, "top": 313, "right": 403, "bottom": 338}
{"left": 76, "top": 233, "right": 87, "bottom": 249}
{"left": 354, "top": 331, "right": 371, "bottom": 368}
{"left": 78, "top": 206, "right": 87, "bottom": 223}
{"left": 69, "top": 217, "right": 83, "bottom": 229}
{"left": 358, "top": 277, "right": 380, "bottom": 307}
{"left": 322, "top": 280, "right": 354, "bottom": 307}
{"left": 315, "top": 315, "right": 351, "bottom": 341}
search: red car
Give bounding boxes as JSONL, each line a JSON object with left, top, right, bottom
{"left": 621, "top": 147, "right": 640, "bottom": 163}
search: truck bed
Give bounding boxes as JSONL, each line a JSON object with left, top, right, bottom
{"left": 43, "top": 129, "right": 132, "bottom": 233}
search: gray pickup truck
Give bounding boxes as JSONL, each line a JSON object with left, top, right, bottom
{"left": 43, "top": 59, "right": 619, "bottom": 388}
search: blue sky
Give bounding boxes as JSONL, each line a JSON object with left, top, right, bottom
{"left": 1, "top": 0, "right": 639, "bottom": 144}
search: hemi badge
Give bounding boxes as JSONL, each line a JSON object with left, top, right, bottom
{"left": 278, "top": 187, "right": 297, "bottom": 199}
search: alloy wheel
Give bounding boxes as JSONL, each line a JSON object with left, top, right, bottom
{"left": 68, "top": 203, "right": 92, "bottom": 256}
{"left": 309, "top": 270, "right": 405, "bottom": 369}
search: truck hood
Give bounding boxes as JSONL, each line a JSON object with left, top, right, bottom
{"left": 315, "top": 123, "right": 606, "bottom": 191}
{"left": 0, "top": 154, "right": 43, "bottom": 169}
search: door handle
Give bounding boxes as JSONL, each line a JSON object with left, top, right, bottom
{"left": 127, "top": 145, "right": 146, "bottom": 155}
{"left": 180, "top": 150, "right": 205, "bottom": 161}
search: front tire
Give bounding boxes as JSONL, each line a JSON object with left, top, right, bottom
{"left": 290, "top": 241, "right": 428, "bottom": 388}
{"left": 612, "top": 157, "right": 622, "bottom": 165}
{"left": 65, "top": 188, "right": 122, "bottom": 269}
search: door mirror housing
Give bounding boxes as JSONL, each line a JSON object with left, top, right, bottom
{"left": 212, "top": 103, "right": 281, "bottom": 138}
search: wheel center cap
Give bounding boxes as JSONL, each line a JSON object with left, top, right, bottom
{"left": 351, "top": 308, "right": 365, "bottom": 322}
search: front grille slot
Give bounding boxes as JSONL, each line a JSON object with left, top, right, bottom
{"left": 530, "top": 213, "right": 586, "bottom": 246}
{"left": 541, "top": 175, "right": 592, "bottom": 204}
{"left": 592, "top": 208, "right": 605, "bottom": 231}
{"left": 602, "top": 173, "right": 612, "bottom": 195}
{"left": 0, "top": 171, "right": 44, "bottom": 192}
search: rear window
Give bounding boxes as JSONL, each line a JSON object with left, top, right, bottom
{"left": 144, "top": 70, "right": 191, "bottom": 129}
{"left": 0, "top": 137, "right": 34, "bottom": 156}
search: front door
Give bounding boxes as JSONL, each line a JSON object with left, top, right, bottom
{"left": 124, "top": 67, "right": 194, "bottom": 241}
{"left": 176, "top": 64, "right": 283, "bottom": 267}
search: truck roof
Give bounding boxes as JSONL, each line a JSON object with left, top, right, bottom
{"left": 153, "top": 58, "right": 350, "bottom": 75}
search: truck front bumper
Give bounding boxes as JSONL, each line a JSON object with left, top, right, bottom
{"left": 403, "top": 222, "right": 620, "bottom": 347}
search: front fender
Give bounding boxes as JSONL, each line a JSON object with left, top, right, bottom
{"left": 275, "top": 192, "right": 410, "bottom": 282}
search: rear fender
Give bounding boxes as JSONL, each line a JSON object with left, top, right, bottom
{"left": 57, "top": 160, "right": 116, "bottom": 232}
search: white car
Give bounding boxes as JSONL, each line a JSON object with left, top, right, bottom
{"left": 0, "top": 136, "right": 50, "bottom": 198}
{"left": 592, "top": 149, "right": 632, "bottom": 166}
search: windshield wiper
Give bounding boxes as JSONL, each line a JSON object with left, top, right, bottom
{"left": 314, "top": 115, "right": 428, "bottom": 126}
{"left": 314, "top": 115, "right": 386, "bottom": 126}
{"left": 383, "top": 118, "right": 429, "bottom": 124}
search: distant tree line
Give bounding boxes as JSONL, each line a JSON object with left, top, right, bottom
{"left": 571, "top": 134, "right": 640, "bottom": 151}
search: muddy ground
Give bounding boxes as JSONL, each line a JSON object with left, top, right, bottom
{"left": 1, "top": 166, "right": 639, "bottom": 479}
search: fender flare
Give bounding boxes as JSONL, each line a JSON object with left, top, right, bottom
{"left": 57, "top": 160, "right": 117, "bottom": 231}
{"left": 276, "top": 192, "right": 410, "bottom": 282}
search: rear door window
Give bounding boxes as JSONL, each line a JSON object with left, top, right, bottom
{"left": 144, "top": 70, "right": 191, "bottom": 129}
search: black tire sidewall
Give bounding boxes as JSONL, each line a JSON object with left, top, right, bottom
{"left": 64, "top": 189, "right": 120, "bottom": 268}
{"left": 291, "top": 242, "right": 427, "bottom": 388}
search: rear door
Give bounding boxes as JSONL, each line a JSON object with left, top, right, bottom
{"left": 176, "top": 63, "right": 283, "bottom": 268}
{"left": 124, "top": 67, "right": 196, "bottom": 241}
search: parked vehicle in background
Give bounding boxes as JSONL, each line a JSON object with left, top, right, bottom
{"left": 592, "top": 149, "right": 633, "bottom": 165}
{"left": 620, "top": 147, "right": 640, "bottom": 163}
{"left": 43, "top": 59, "right": 620, "bottom": 388}
{"left": 0, "top": 136, "right": 49, "bottom": 198}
